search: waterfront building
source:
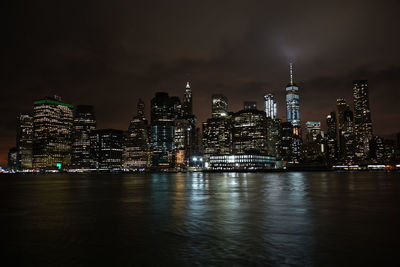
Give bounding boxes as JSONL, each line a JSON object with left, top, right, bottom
{"left": 286, "top": 63, "right": 300, "bottom": 127}
{"left": 264, "top": 93, "right": 277, "bottom": 119}
{"left": 90, "top": 129, "right": 123, "bottom": 170}
{"left": 280, "top": 122, "right": 293, "bottom": 163}
{"left": 71, "top": 105, "right": 96, "bottom": 169}
{"left": 266, "top": 118, "right": 282, "bottom": 159}
{"left": 231, "top": 109, "right": 268, "bottom": 155}
{"left": 326, "top": 112, "right": 338, "bottom": 163}
{"left": 208, "top": 154, "right": 276, "bottom": 170}
{"left": 353, "top": 80, "right": 373, "bottom": 160}
{"left": 32, "top": 96, "right": 74, "bottom": 170}
{"left": 342, "top": 108, "right": 356, "bottom": 163}
{"left": 8, "top": 147, "right": 18, "bottom": 170}
{"left": 16, "top": 114, "right": 33, "bottom": 170}
{"left": 123, "top": 99, "right": 151, "bottom": 169}
{"left": 150, "top": 92, "right": 175, "bottom": 167}
{"left": 202, "top": 117, "right": 232, "bottom": 162}
{"left": 211, "top": 94, "right": 228, "bottom": 118}
{"left": 370, "top": 136, "right": 385, "bottom": 163}
{"left": 285, "top": 63, "right": 302, "bottom": 163}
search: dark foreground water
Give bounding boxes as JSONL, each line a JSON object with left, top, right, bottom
{"left": 1, "top": 172, "right": 400, "bottom": 266}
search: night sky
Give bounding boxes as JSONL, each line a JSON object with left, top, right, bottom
{"left": 1, "top": 0, "right": 400, "bottom": 166}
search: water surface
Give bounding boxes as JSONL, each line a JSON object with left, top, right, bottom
{"left": 1, "top": 172, "right": 399, "bottom": 266}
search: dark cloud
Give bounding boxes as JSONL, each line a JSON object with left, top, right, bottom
{"left": 1, "top": 0, "right": 400, "bottom": 165}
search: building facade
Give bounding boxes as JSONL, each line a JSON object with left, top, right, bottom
{"left": 32, "top": 96, "right": 74, "bottom": 170}
{"left": 123, "top": 99, "right": 151, "bottom": 169}
{"left": 353, "top": 80, "right": 373, "bottom": 160}
{"left": 90, "top": 129, "right": 123, "bottom": 170}
{"left": 150, "top": 92, "right": 176, "bottom": 167}
{"left": 71, "top": 105, "right": 96, "bottom": 169}
{"left": 16, "top": 114, "right": 33, "bottom": 170}
{"left": 264, "top": 93, "right": 277, "bottom": 119}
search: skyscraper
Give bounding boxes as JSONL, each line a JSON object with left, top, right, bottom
{"left": 285, "top": 63, "right": 302, "bottom": 163}
{"left": 326, "top": 112, "right": 338, "bottom": 163}
{"left": 211, "top": 94, "right": 228, "bottom": 118}
{"left": 353, "top": 80, "right": 373, "bottom": 159}
{"left": 280, "top": 122, "right": 293, "bottom": 163}
{"left": 90, "top": 129, "right": 123, "bottom": 170}
{"left": 32, "top": 96, "right": 74, "bottom": 170}
{"left": 183, "top": 82, "right": 192, "bottom": 116}
{"left": 71, "top": 105, "right": 96, "bottom": 169}
{"left": 266, "top": 118, "right": 282, "bottom": 158}
{"left": 264, "top": 93, "right": 277, "bottom": 119}
{"left": 16, "top": 114, "right": 33, "bottom": 170}
{"left": 286, "top": 63, "right": 300, "bottom": 127}
{"left": 231, "top": 109, "right": 268, "bottom": 155}
{"left": 150, "top": 92, "right": 175, "bottom": 167}
{"left": 123, "top": 99, "right": 151, "bottom": 169}
{"left": 305, "top": 121, "right": 321, "bottom": 143}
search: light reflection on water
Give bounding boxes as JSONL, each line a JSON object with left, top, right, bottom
{"left": 1, "top": 172, "right": 400, "bottom": 266}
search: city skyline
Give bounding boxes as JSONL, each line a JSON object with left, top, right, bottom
{"left": 2, "top": 0, "right": 400, "bottom": 166}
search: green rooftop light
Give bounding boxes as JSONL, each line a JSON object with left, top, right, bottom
{"left": 34, "top": 99, "right": 74, "bottom": 108}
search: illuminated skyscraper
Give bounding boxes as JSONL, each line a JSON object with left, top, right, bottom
{"left": 266, "top": 118, "right": 282, "bottom": 158}
{"left": 183, "top": 82, "right": 192, "bottom": 116}
{"left": 286, "top": 63, "right": 300, "bottom": 127}
{"left": 123, "top": 99, "right": 151, "bottom": 169}
{"left": 264, "top": 93, "right": 277, "bottom": 119}
{"left": 32, "top": 96, "right": 74, "bottom": 170}
{"left": 285, "top": 63, "right": 302, "bottom": 163}
{"left": 150, "top": 92, "right": 175, "bottom": 167}
{"left": 71, "top": 105, "right": 96, "bottom": 169}
{"left": 231, "top": 109, "right": 268, "bottom": 155}
{"left": 211, "top": 94, "right": 228, "bottom": 118}
{"left": 353, "top": 80, "right": 373, "bottom": 159}
{"left": 16, "top": 114, "right": 33, "bottom": 170}
{"left": 90, "top": 129, "right": 123, "bottom": 170}
{"left": 326, "top": 112, "right": 338, "bottom": 163}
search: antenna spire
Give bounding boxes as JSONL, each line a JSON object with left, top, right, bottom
{"left": 290, "top": 63, "right": 294, "bottom": 85}
{"left": 186, "top": 81, "right": 190, "bottom": 89}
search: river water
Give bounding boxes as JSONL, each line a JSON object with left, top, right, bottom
{"left": 1, "top": 172, "right": 399, "bottom": 266}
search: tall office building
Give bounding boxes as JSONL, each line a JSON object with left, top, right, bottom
{"left": 286, "top": 63, "right": 300, "bottom": 127}
{"left": 264, "top": 93, "right": 277, "bottom": 119}
{"left": 336, "top": 98, "right": 348, "bottom": 157}
{"left": 90, "top": 129, "right": 123, "bottom": 170}
{"left": 183, "top": 82, "right": 192, "bottom": 116}
{"left": 211, "top": 94, "right": 228, "bottom": 118}
{"left": 280, "top": 122, "right": 293, "bottom": 163}
{"left": 16, "top": 114, "right": 33, "bottom": 170}
{"left": 8, "top": 147, "right": 18, "bottom": 170}
{"left": 305, "top": 121, "right": 321, "bottom": 143}
{"left": 342, "top": 108, "right": 356, "bottom": 163}
{"left": 266, "top": 118, "right": 282, "bottom": 158}
{"left": 285, "top": 63, "right": 302, "bottom": 163}
{"left": 123, "top": 99, "right": 151, "bottom": 169}
{"left": 150, "top": 92, "right": 176, "bottom": 167}
{"left": 326, "top": 112, "right": 338, "bottom": 163}
{"left": 202, "top": 117, "right": 232, "bottom": 160}
{"left": 231, "top": 109, "right": 268, "bottom": 155}
{"left": 32, "top": 96, "right": 74, "bottom": 170}
{"left": 71, "top": 105, "right": 96, "bottom": 169}
{"left": 353, "top": 80, "right": 373, "bottom": 159}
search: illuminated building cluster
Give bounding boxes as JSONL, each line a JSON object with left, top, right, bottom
{"left": 5, "top": 66, "right": 400, "bottom": 172}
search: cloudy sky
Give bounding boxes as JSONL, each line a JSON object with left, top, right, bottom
{"left": 1, "top": 0, "right": 400, "bottom": 166}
